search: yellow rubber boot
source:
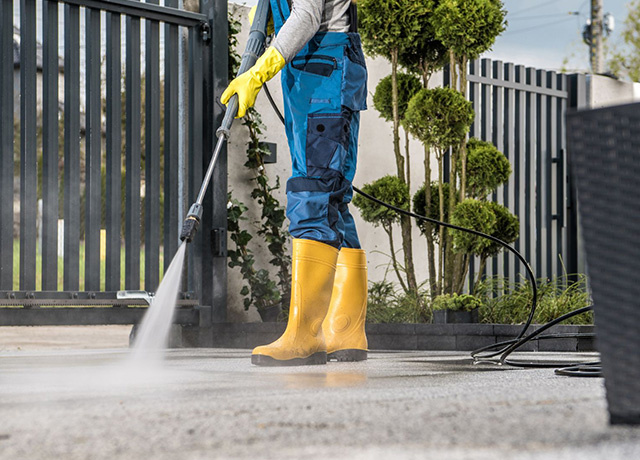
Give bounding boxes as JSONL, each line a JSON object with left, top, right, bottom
{"left": 322, "top": 248, "right": 368, "bottom": 362}
{"left": 251, "top": 239, "right": 339, "bottom": 366}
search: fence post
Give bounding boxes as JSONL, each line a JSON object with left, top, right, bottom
{"left": 566, "top": 74, "right": 588, "bottom": 279}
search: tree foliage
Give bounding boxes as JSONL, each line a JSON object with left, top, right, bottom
{"left": 608, "top": 0, "right": 640, "bottom": 82}
{"left": 464, "top": 138, "right": 512, "bottom": 199}
{"left": 432, "top": 0, "right": 507, "bottom": 61}
{"left": 450, "top": 199, "right": 497, "bottom": 256}
{"left": 404, "top": 87, "right": 474, "bottom": 153}
{"left": 359, "top": 0, "right": 433, "bottom": 60}
{"left": 352, "top": 175, "right": 410, "bottom": 228}
{"left": 412, "top": 182, "right": 450, "bottom": 239}
{"left": 373, "top": 73, "right": 422, "bottom": 122}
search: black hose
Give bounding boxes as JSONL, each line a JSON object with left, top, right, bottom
{"left": 261, "top": 81, "right": 597, "bottom": 376}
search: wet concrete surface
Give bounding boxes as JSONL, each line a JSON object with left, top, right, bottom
{"left": 1, "top": 348, "right": 639, "bottom": 459}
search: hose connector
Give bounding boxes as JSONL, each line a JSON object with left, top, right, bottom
{"left": 180, "top": 203, "right": 204, "bottom": 243}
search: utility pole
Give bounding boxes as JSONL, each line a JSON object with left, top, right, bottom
{"left": 590, "top": 0, "right": 604, "bottom": 73}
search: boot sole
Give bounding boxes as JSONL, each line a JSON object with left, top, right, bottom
{"left": 327, "top": 349, "right": 367, "bottom": 362}
{"left": 251, "top": 352, "right": 327, "bottom": 367}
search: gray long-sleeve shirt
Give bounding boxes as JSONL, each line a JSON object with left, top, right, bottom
{"left": 271, "top": 0, "right": 352, "bottom": 63}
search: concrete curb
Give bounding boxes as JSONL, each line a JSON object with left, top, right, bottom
{"left": 194, "top": 322, "right": 596, "bottom": 352}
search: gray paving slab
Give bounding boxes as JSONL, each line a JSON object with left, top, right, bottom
{"left": 1, "top": 348, "right": 639, "bottom": 459}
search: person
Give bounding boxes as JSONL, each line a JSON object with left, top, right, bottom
{"left": 221, "top": 0, "right": 368, "bottom": 366}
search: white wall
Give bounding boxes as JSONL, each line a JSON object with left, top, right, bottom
{"left": 226, "top": 4, "right": 438, "bottom": 321}
{"left": 588, "top": 74, "right": 640, "bottom": 109}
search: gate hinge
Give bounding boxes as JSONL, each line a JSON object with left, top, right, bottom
{"left": 201, "top": 22, "right": 211, "bottom": 44}
{"left": 211, "top": 227, "right": 226, "bottom": 257}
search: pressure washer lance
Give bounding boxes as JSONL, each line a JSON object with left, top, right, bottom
{"left": 180, "top": 0, "right": 271, "bottom": 243}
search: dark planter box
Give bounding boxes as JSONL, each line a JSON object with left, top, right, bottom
{"left": 568, "top": 102, "right": 640, "bottom": 425}
{"left": 202, "top": 322, "right": 594, "bottom": 352}
{"left": 433, "top": 309, "right": 479, "bottom": 324}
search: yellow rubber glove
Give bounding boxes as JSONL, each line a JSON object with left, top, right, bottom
{"left": 248, "top": 5, "right": 275, "bottom": 35}
{"left": 220, "top": 46, "right": 285, "bottom": 118}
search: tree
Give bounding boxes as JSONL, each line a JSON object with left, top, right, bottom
{"left": 405, "top": 87, "right": 474, "bottom": 294}
{"left": 609, "top": 0, "right": 640, "bottom": 81}
{"left": 373, "top": 73, "right": 422, "bottom": 192}
{"left": 360, "top": 0, "right": 433, "bottom": 299}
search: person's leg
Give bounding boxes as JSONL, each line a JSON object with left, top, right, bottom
{"left": 321, "top": 110, "right": 369, "bottom": 361}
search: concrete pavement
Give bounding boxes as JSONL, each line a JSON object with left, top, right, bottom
{"left": 1, "top": 348, "right": 639, "bottom": 459}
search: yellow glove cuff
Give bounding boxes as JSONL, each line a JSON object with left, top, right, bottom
{"left": 252, "top": 46, "right": 286, "bottom": 84}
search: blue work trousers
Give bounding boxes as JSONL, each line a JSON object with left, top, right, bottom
{"left": 281, "top": 32, "right": 367, "bottom": 249}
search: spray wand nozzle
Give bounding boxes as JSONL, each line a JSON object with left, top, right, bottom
{"left": 180, "top": 203, "right": 204, "bottom": 243}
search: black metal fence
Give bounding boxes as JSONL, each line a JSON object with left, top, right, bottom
{"left": 0, "top": 0, "right": 228, "bottom": 333}
{"left": 448, "top": 59, "right": 588, "bottom": 287}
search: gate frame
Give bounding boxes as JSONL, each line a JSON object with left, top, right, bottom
{"left": 0, "top": 0, "right": 229, "bottom": 345}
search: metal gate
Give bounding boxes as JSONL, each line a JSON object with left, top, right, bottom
{"left": 447, "top": 58, "right": 588, "bottom": 287}
{"left": 0, "top": 0, "right": 228, "bottom": 341}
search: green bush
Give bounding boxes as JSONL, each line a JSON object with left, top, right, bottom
{"left": 475, "top": 275, "right": 593, "bottom": 325}
{"left": 366, "top": 280, "right": 431, "bottom": 323}
{"left": 432, "top": 293, "right": 482, "bottom": 311}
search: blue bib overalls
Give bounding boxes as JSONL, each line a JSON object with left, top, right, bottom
{"left": 269, "top": 0, "right": 368, "bottom": 249}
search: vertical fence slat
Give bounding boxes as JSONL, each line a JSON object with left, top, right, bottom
{"left": 557, "top": 74, "right": 567, "bottom": 278}
{"left": 491, "top": 60, "right": 505, "bottom": 279}
{"left": 188, "top": 28, "right": 203, "bottom": 297}
{"left": 514, "top": 65, "right": 526, "bottom": 275}
{"left": 125, "top": 15, "right": 141, "bottom": 290}
{"left": 63, "top": 4, "right": 81, "bottom": 291}
{"left": 467, "top": 60, "right": 478, "bottom": 289}
{"left": 547, "top": 71, "right": 558, "bottom": 279}
{"left": 42, "top": 0, "right": 59, "bottom": 291}
{"left": 525, "top": 68, "right": 537, "bottom": 277}
{"left": 145, "top": 8, "right": 161, "bottom": 291}
{"left": 19, "top": 0, "right": 38, "bottom": 290}
{"left": 478, "top": 59, "right": 494, "bottom": 279}
{"left": 536, "top": 70, "right": 548, "bottom": 280}
{"left": 503, "top": 62, "right": 517, "bottom": 285}
{"left": 164, "top": 2, "right": 179, "bottom": 269}
{"left": 85, "top": 8, "right": 102, "bottom": 291}
{"left": 105, "top": 12, "right": 122, "bottom": 291}
{"left": 0, "top": 0, "right": 14, "bottom": 290}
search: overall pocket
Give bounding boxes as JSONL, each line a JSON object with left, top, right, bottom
{"left": 287, "top": 54, "right": 343, "bottom": 111}
{"left": 305, "top": 113, "right": 351, "bottom": 178}
{"left": 340, "top": 43, "right": 368, "bottom": 112}
{"left": 291, "top": 55, "right": 337, "bottom": 77}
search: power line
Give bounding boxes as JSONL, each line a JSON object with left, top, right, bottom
{"left": 508, "top": 0, "right": 559, "bottom": 17}
{"left": 503, "top": 17, "right": 575, "bottom": 36}
{"left": 509, "top": 13, "right": 579, "bottom": 21}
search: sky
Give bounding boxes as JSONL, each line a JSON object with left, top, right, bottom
{"left": 488, "top": 0, "right": 630, "bottom": 72}
{"left": 232, "top": 0, "right": 633, "bottom": 73}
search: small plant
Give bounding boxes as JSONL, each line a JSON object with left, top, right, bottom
{"left": 226, "top": 12, "right": 291, "bottom": 319}
{"left": 432, "top": 293, "right": 482, "bottom": 312}
{"left": 366, "top": 280, "right": 431, "bottom": 324}
{"left": 227, "top": 196, "right": 282, "bottom": 313}
{"left": 474, "top": 274, "right": 593, "bottom": 325}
